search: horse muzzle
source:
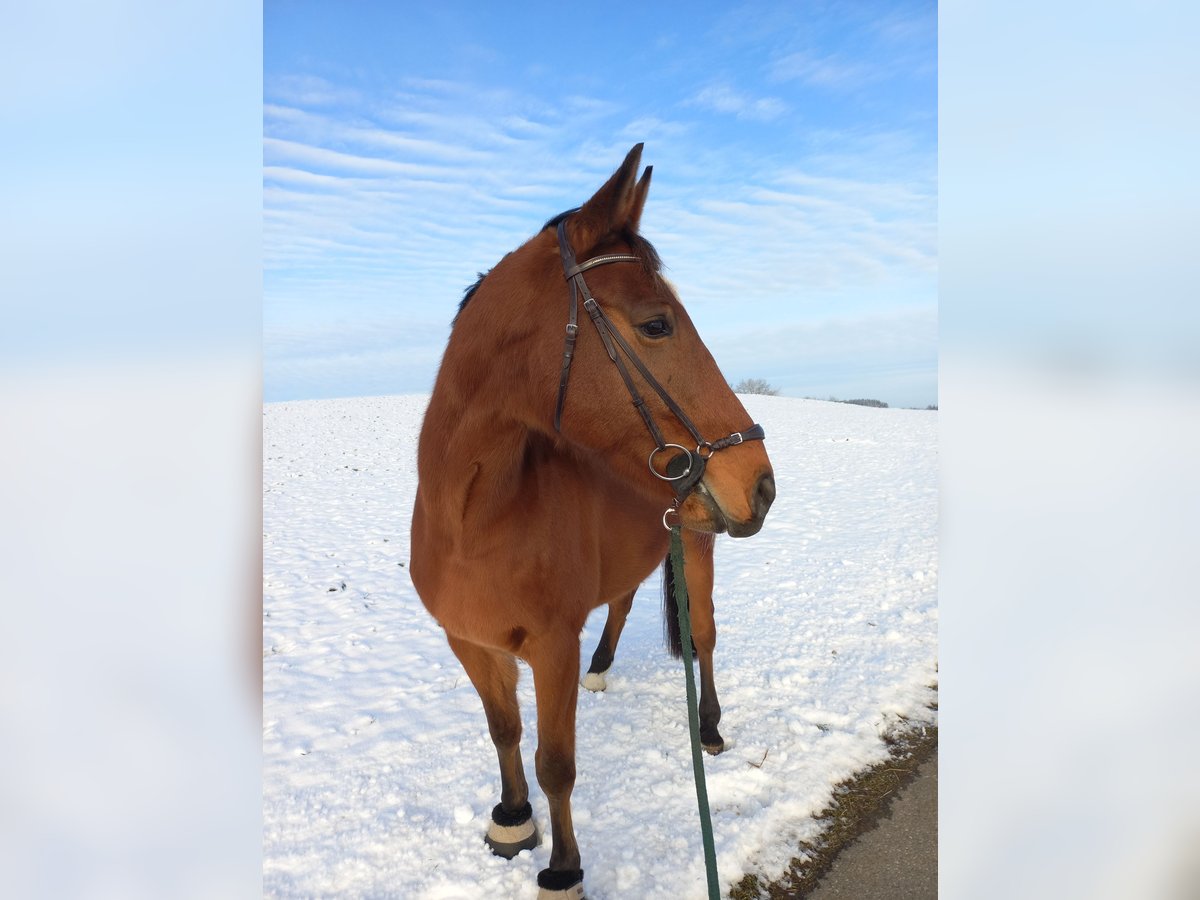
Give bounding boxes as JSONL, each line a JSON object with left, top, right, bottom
{"left": 682, "top": 471, "right": 775, "bottom": 538}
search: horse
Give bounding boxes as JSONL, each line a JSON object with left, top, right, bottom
{"left": 582, "top": 530, "right": 729, "bottom": 755}
{"left": 410, "top": 144, "right": 774, "bottom": 899}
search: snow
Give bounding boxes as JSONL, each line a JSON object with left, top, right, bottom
{"left": 263, "top": 393, "right": 938, "bottom": 899}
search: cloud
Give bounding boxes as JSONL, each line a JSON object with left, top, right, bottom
{"left": 708, "top": 307, "right": 938, "bottom": 407}
{"left": 265, "top": 74, "right": 360, "bottom": 108}
{"left": 263, "top": 313, "right": 451, "bottom": 402}
{"left": 646, "top": 161, "right": 936, "bottom": 318}
{"left": 770, "top": 50, "right": 870, "bottom": 88}
{"left": 772, "top": 169, "right": 932, "bottom": 211}
{"left": 263, "top": 67, "right": 935, "bottom": 403}
{"left": 266, "top": 104, "right": 497, "bottom": 166}
{"left": 263, "top": 165, "right": 357, "bottom": 191}
{"left": 870, "top": 7, "right": 938, "bottom": 49}
{"left": 686, "top": 84, "right": 788, "bottom": 121}
{"left": 263, "top": 137, "right": 460, "bottom": 179}
{"left": 620, "top": 116, "right": 693, "bottom": 141}
{"left": 563, "top": 95, "right": 622, "bottom": 117}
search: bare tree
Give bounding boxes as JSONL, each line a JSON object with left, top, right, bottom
{"left": 731, "top": 378, "right": 780, "bottom": 396}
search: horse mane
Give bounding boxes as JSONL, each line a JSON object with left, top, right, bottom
{"left": 453, "top": 271, "right": 490, "bottom": 326}
{"left": 451, "top": 207, "right": 664, "bottom": 327}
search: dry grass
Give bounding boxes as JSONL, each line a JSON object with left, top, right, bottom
{"left": 730, "top": 694, "right": 938, "bottom": 899}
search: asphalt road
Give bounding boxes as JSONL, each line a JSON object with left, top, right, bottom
{"left": 805, "top": 750, "right": 938, "bottom": 899}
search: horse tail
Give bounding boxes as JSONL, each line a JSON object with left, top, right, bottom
{"left": 662, "top": 553, "right": 684, "bottom": 659}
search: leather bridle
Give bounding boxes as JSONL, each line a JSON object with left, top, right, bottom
{"left": 553, "top": 219, "right": 766, "bottom": 526}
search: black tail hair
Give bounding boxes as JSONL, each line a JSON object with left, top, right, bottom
{"left": 662, "top": 553, "right": 684, "bottom": 659}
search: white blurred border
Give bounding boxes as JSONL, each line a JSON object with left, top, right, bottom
{"left": 941, "top": 3, "right": 1200, "bottom": 898}
{"left": 4, "top": 1, "right": 1199, "bottom": 896}
{"left": 0, "top": 2, "right": 261, "bottom": 896}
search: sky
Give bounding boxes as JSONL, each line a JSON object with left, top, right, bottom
{"left": 264, "top": 0, "right": 936, "bottom": 407}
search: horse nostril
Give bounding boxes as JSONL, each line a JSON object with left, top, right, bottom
{"left": 754, "top": 473, "right": 776, "bottom": 518}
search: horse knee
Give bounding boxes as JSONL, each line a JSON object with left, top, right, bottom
{"left": 535, "top": 751, "right": 576, "bottom": 796}
{"left": 690, "top": 617, "right": 716, "bottom": 651}
{"left": 488, "top": 718, "right": 521, "bottom": 750}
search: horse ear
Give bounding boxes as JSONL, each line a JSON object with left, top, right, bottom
{"left": 569, "top": 143, "right": 647, "bottom": 251}
{"left": 627, "top": 165, "right": 652, "bottom": 234}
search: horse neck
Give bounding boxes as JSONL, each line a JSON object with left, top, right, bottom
{"left": 417, "top": 287, "right": 560, "bottom": 539}
{"left": 417, "top": 241, "right": 668, "bottom": 533}
{"left": 418, "top": 399, "right": 668, "bottom": 557}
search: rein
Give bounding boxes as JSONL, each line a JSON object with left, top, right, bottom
{"left": 669, "top": 524, "right": 721, "bottom": 900}
{"left": 553, "top": 219, "right": 765, "bottom": 525}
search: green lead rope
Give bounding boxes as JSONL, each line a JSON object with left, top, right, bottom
{"left": 669, "top": 525, "right": 721, "bottom": 900}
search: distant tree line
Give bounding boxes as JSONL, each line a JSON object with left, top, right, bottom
{"left": 840, "top": 398, "right": 888, "bottom": 408}
{"left": 814, "top": 395, "right": 938, "bottom": 410}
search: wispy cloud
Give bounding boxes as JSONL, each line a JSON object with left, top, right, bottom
{"left": 264, "top": 137, "right": 460, "bottom": 179}
{"left": 870, "top": 7, "right": 938, "bottom": 49}
{"left": 686, "top": 84, "right": 788, "bottom": 121}
{"left": 646, "top": 158, "right": 936, "bottom": 314}
{"left": 263, "top": 1, "right": 936, "bottom": 405}
{"left": 708, "top": 307, "right": 937, "bottom": 407}
{"left": 772, "top": 170, "right": 932, "bottom": 211}
{"left": 563, "top": 95, "right": 622, "bottom": 116}
{"left": 770, "top": 51, "right": 870, "bottom": 88}
{"left": 264, "top": 325, "right": 446, "bottom": 401}
{"left": 263, "top": 165, "right": 357, "bottom": 191}
{"left": 266, "top": 74, "right": 360, "bottom": 108}
{"left": 619, "top": 116, "right": 693, "bottom": 141}
{"left": 266, "top": 104, "right": 497, "bottom": 165}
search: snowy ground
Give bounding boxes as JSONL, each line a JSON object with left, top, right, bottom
{"left": 263, "top": 394, "right": 938, "bottom": 899}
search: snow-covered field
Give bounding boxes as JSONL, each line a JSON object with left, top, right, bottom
{"left": 263, "top": 393, "right": 938, "bottom": 899}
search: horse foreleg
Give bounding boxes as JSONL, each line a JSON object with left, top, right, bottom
{"left": 529, "top": 634, "right": 585, "bottom": 898}
{"left": 582, "top": 589, "right": 635, "bottom": 692}
{"left": 683, "top": 531, "right": 724, "bottom": 754}
{"left": 446, "top": 636, "right": 538, "bottom": 858}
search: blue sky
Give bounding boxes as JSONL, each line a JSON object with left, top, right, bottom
{"left": 264, "top": 0, "right": 936, "bottom": 406}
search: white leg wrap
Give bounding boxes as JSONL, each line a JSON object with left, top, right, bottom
{"left": 537, "top": 880, "right": 585, "bottom": 899}
{"left": 581, "top": 669, "right": 608, "bottom": 692}
{"left": 486, "top": 817, "right": 536, "bottom": 845}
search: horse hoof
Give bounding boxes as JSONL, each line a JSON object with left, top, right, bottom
{"left": 702, "top": 734, "right": 729, "bottom": 755}
{"left": 537, "top": 867, "right": 585, "bottom": 899}
{"left": 581, "top": 670, "right": 607, "bottom": 692}
{"left": 484, "top": 802, "right": 539, "bottom": 859}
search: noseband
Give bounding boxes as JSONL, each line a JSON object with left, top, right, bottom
{"left": 553, "top": 219, "right": 766, "bottom": 526}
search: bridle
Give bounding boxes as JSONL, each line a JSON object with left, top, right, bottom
{"left": 553, "top": 218, "right": 766, "bottom": 528}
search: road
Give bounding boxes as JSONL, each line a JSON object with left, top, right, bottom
{"left": 805, "top": 749, "right": 938, "bottom": 899}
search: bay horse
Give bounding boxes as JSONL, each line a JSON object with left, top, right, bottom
{"left": 410, "top": 144, "right": 774, "bottom": 899}
{"left": 582, "top": 530, "right": 728, "bottom": 755}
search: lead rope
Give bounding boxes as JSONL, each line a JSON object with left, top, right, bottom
{"left": 669, "top": 525, "right": 721, "bottom": 900}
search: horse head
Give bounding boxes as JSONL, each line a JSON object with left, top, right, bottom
{"left": 543, "top": 144, "right": 775, "bottom": 537}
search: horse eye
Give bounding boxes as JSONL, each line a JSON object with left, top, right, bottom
{"left": 639, "top": 318, "right": 672, "bottom": 338}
